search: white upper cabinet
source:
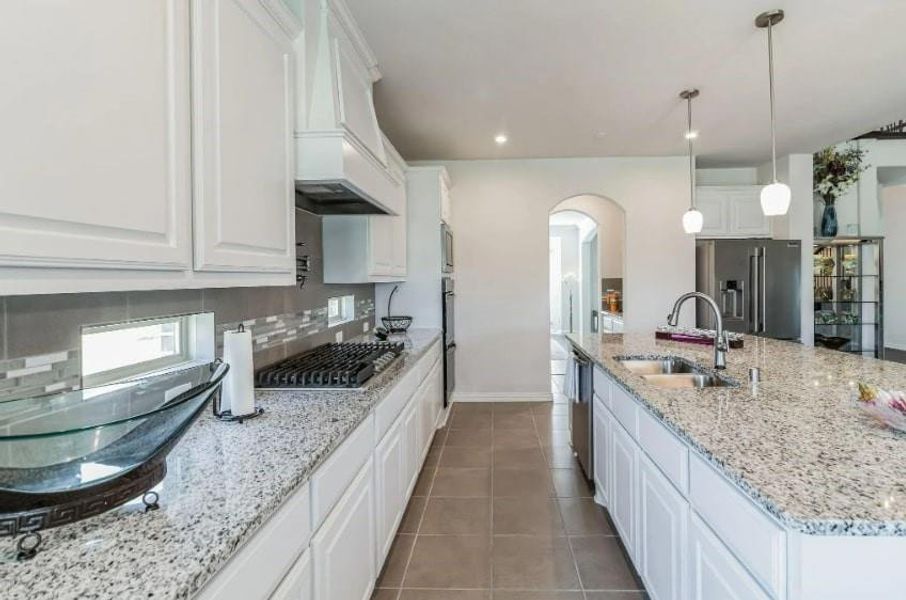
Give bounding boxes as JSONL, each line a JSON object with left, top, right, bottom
{"left": 0, "top": 1, "right": 192, "bottom": 273}
{"left": 0, "top": 0, "right": 301, "bottom": 294}
{"left": 697, "top": 187, "right": 770, "bottom": 239}
{"left": 192, "top": 0, "right": 297, "bottom": 273}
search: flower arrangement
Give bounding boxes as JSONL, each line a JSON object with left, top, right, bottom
{"left": 858, "top": 383, "right": 906, "bottom": 432}
{"left": 813, "top": 144, "right": 869, "bottom": 205}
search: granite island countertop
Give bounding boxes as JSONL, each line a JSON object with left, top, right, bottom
{"left": 566, "top": 331, "right": 906, "bottom": 537}
{"left": 0, "top": 329, "right": 442, "bottom": 600}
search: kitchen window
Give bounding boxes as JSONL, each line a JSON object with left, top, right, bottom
{"left": 81, "top": 316, "right": 193, "bottom": 387}
{"left": 327, "top": 294, "right": 356, "bottom": 327}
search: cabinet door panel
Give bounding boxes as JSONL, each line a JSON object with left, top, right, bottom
{"left": 271, "top": 549, "right": 312, "bottom": 600}
{"left": 375, "top": 420, "right": 405, "bottom": 563}
{"left": 638, "top": 454, "right": 687, "bottom": 600}
{"left": 0, "top": 0, "right": 191, "bottom": 270}
{"left": 696, "top": 190, "right": 729, "bottom": 238}
{"left": 368, "top": 216, "right": 395, "bottom": 276}
{"left": 312, "top": 459, "right": 376, "bottom": 600}
{"left": 688, "top": 514, "right": 770, "bottom": 600}
{"left": 609, "top": 418, "right": 638, "bottom": 560}
{"left": 192, "top": 0, "right": 295, "bottom": 273}
{"left": 402, "top": 400, "right": 421, "bottom": 496}
{"left": 729, "top": 192, "right": 770, "bottom": 237}
{"left": 592, "top": 396, "right": 609, "bottom": 506}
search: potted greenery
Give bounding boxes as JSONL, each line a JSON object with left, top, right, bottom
{"left": 813, "top": 144, "right": 868, "bottom": 237}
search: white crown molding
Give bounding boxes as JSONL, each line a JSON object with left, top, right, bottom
{"left": 451, "top": 392, "right": 553, "bottom": 403}
{"left": 257, "top": 0, "right": 303, "bottom": 38}
{"left": 324, "top": 0, "right": 381, "bottom": 82}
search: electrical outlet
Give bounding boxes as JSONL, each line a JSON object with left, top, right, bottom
{"left": 363, "top": 321, "right": 370, "bottom": 333}
{"left": 335, "top": 330, "right": 343, "bottom": 343}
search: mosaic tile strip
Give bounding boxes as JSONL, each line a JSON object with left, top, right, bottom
{"left": 0, "top": 349, "right": 80, "bottom": 401}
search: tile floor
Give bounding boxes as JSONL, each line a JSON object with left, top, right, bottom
{"left": 373, "top": 367, "right": 648, "bottom": 599}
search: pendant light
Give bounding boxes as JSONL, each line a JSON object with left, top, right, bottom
{"left": 756, "top": 9, "right": 791, "bottom": 216}
{"left": 680, "top": 89, "right": 703, "bottom": 234}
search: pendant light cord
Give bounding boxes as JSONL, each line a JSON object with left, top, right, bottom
{"left": 767, "top": 21, "right": 778, "bottom": 183}
{"left": 687, "top": 96, "right": 696, "bottom": 209}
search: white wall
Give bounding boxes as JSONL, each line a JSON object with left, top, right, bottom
{"left": 548, "top": 225, "right": 580, "bottom": 333}
{"left": 883, "top": 185, "right": 906, "bottom": 350}
{"left": 431, "top": 157, "right": 692, "bottom": 398}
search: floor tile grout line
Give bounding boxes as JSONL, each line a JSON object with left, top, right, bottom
{"left": 539, "top": 380, "right": 587, "bottom": 594}
{"left": 393, "top": 424, "right": 445, "bottom": 599}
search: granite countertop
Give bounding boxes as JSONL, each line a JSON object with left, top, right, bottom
{"left": 566, "top": 331, "right": 906, "bottom": 537}
{"left": 0, "top": 329, "right": 442, "bottom": 600}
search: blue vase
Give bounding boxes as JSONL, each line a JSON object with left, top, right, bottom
{"left": 821, "top": 202, "right": 838, "bottom": 238}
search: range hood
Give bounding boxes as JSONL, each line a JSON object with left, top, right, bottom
{"left": 294, "top": 0, "right": 404, "bottom": 216}
{"left": 296, "top": 181, "right": 389, "bottom": 215}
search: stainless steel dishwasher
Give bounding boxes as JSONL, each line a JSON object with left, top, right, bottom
{"left": 570, "top": 349, "right": 594, "bottom": 482}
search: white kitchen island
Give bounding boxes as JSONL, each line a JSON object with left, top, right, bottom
{"left": 568, "top": 330, "right": 906, "bottom": 600}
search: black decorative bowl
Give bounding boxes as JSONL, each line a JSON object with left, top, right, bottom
{"left": 0, "top": 360, "right": 228, "bottom": 545}
{"left": 382, "top": 315, "right": 413, "bottom": 334}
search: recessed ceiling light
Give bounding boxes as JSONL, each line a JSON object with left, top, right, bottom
{"left": 684, "top": 130, "right": 699, "bottom": 140}
{"left": 494, "top": 134, "right": 508, "bottom": 145}
{"left": 594, "top": 131, "right": 608, "bottom": 139}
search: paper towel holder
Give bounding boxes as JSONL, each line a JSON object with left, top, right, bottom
{"left": 214, "top": 327, "right": 265, "bottom": 423}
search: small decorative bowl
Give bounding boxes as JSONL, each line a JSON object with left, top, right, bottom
{"left": 858, "top": 383, "right": 906, "bottom": 433}
{"left": 382, "top": 315, "right": 413, "bottom": 334}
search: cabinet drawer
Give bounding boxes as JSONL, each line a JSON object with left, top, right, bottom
{"left": 689, "top": 454, "right": 785, "bottom": 598}
{"left": 311, "top": 414, "right": 375, "bottom": 531}
{"left": 375, "top": 341, "right": 440, "bottom": 441}
{"left": 197, "top": 482, "right": 311, "bottom": 600}
{"left": 592, "top": 366, "right": 612, "bottom": 408}
{"left": 611, "top": 383, "right": 638, "bottom": 438}
{"left": 637, "top": 407, "right": 688, "bottom": 494}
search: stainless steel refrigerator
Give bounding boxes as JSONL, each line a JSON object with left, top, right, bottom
{"left": 696, "top": 239, "right": 802, "bottom": 341}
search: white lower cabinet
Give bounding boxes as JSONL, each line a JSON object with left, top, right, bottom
{"left": 609, "top": 417, "right": 638, "bottom": 560}
{"left": 418, "top": 360, "right": 443, "bottom": 461}
{"left": 271, "top": 549, "right": 312, "bottom": 600}
{"left": 592, "top": 395, "right": 610, "bottom": 506}
{"left": 638, "top": 453, "right": 688, "bottom": 600}
{"left": 311, "top": 458, "right": 377, "bottom": 600}
{"left": 374, "top": 417, "right": 405, "bottom": 563}
{"left": 402, "top": 399, "right": 421, "bottom": 497}
{"left": 688, "top": 513, "right": 770, "bottom": 600}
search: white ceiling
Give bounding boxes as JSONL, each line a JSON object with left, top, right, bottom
{"left": 345, "top": 0, "right": 906, "bottom": 166}
{"left": 550, "top": 210, "right": 596, "bottom": 228}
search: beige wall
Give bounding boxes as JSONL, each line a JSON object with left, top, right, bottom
{"left": 554, "top": 194, "right": 625, "bottom": 280}
{"left": 429, "top": 156, "right": 693, "bottom": 398}
{"left": 883, "top": 185, "right": 906, "bottom": 350}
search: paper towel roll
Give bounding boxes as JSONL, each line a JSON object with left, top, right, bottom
{"left": 223, "top": 326, "right": 255, "bottom": 417}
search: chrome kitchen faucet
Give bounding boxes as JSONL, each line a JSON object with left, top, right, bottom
{"left": 667, "top": 292, "right": 730, "bottom": 370}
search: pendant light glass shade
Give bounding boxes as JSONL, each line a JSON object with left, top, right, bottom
{"left": 757, "top": 10, "right": 790, "bottom": 216}
{"left": 682, "top": 208, "right": 704, "bottom": 234}
{"left": 760, "top": 181, "right": 791, "bottom": 216}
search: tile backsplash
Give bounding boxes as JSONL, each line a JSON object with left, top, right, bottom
{"left": 0, "top": 209, "right": 375, "bottom": 401}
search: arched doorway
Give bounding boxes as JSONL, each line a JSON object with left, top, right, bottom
{"left": 549, "top": 194, "right": 626, "bottom": 382}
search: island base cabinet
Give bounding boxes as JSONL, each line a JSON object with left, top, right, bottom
{"left": 592, "top": 394, "right": 609, "bottom": 507}
{"left": 638, "top": 454, "right": 687, "bottom": 600}
{"left": 609, "top": 417, "right": 638, "bottom": 561}
{"left": 311, "top": 458, "right": 377, "bottom": 600}
{"left": 688, "top": 513, "right": 770, "bottom": 600}
{"left": 270, "top": 549, "right": 312, "bottom": 600}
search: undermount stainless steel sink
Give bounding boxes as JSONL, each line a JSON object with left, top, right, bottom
{"left": 618, "top": 358, "right": 697, "bottom": 376}
{"left": 617, "top": 356, "right": 737, "bottom": 389}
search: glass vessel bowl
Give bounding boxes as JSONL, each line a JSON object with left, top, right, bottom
{"left": 0, "top": 360, "right": 228, "bottom": 540}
